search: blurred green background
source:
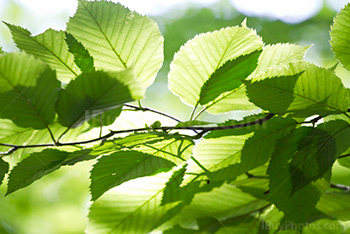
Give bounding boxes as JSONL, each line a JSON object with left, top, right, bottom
{"left": 0, "top": 0, "right": 350, "bottom": 233}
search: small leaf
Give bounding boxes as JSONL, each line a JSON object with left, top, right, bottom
{"left": 56, "top": 69, "right": 141, "bottom": 128}
{"left": 330, "top": 3, "right": 350, "bottom": 71}
{"left": 65, "top": 32, "right": 95, "bottom": 72}
{"left": 5, "top": 23, "right": 80, "bottom": 82}
{"left": 199, "top": 50, "right": 261, "bottom": 105}
{"left": 0, "top": 158, "right": 9, "bottom": 186}
{"left": 90, "top": 150, "right": 176, "bottom": 200}
{"left": 0, "top": 53, "right": 61, "bottom": 129}
{"left": 67, "top": 0, "right": 164, "bottom": 88}
{"left": 176, "top": 120, "right": 215, "bottom": 128}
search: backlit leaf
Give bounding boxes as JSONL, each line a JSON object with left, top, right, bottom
{"left": 6, "top": 23, "right": 80, "bottom": 82}
{"left": 90, "top": 150, "right": 175, "bottom": 200}
{"left": 67, "top": 0, "right": 163, "bottom": 88}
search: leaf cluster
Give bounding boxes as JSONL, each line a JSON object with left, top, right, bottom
{"left": 1, "top": 1, "right": 350, "bottom": 233}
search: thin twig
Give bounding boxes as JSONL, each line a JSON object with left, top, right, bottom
{"left": 124, "top": 104, "right": 182, "bottom": 123}
{"left": 0, "top": 113, "right": 275, "bottom": 157}
{"left": 330, "top": 183, "right": 350, "bottom": 192}
{"left": 338, "top": 154, "right": 350, "bottom": 159}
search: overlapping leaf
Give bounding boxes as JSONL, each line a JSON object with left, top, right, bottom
{"left": 56, "top": 69, "right": 143, "bottom": 128}
{"left": 67, "top": 0, "right": 164, "bottom": 88}
{"left": 168, "top": 25, "right": 263, "bottom": 107}
{"left": 204, "top": 44, "right": 310, "bottom": 114}
{"left": 267, "top": 128, "right": 323, "bottom": 224}
{"left": 245, "top": 61, "right": 349, "bottom": 116}
{"left": 188, "top": 117, "right": 296, "bottom": 181}
{"left": 90, "top": 150, "right": 176, "bottom": 200}
{"left": 6, "top": 24, "right": 80, "bottom": 82}
{"left": 0, "top": 158, "right": 9, "bottom": 186}
{"left": 65, "top": 32, "right": 95, "bottom": 73}
{"left": 331, "top": 3, "right": 350, "bottom": 71}
{"left": 6, "top": 149, "right": 92, "bottom": 195}
{"left": 0, "top": 53, "right": 60, "bottom": 130}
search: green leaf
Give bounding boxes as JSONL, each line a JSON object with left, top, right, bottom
{"left": 330, "top": 3, "right": 350, "bottom": 71}
{"left": 88, "top": 107, "right": 123, "bottom": 127}
{"left": 6, "top": 149, "right": 92, "bottom": 195}
{"left": 198, "top": 50, "right": 261, "bottom": 105}
{"left": 316, "top": 192, "right": 350, "bottom": 220}
{"left": 244, "top": 73, "right": 303, "bottom": 114}
{"left": 175, "top": 120, "right": 215, "bottom": 128}
{"left": 65, "top": 32, "right": 95, "bottom": 72}
{"left": 6, "top": 149, "right": 67, "bottom": 195}
{"left": 163, "top": 226, "right": 194, "bottom": 234}
{"left": 0, "top": 120, "right": 88, "bottom": 157}
{"left": 67, "top": 0, "right": 163, "bottom": 88}
{"left": 162, "top": 183, "right": 270, "bottom": 231}
{"left": 5, "top": 23, "right": 80, "bottom": 82}
{"left": 0, "top": 53, "right": 60, "bottom": 129}
{"left": 189, "top": 117, "right": 296, "bottom": 181}
{"left": 56, "top": 69, "right": 142, "bottom": 128}
{"left": 303, "top": 219, "right": 343, "bottom": 234}
{"left": 204, "top": 43, "right": 309, "bottom": 114}
{"left": 87, "top": 172, "right": 180, "bottom": 234}
{"left": 289, "top": 125, "right": 338, "bottom": 194}
{"left": 267, "top": 128, "right": 322, "bottom": 224}
{"left": 90, "top": 150, "right": 176, "bottom": 200}
{"left": 0, "top": 158, "right": 9, "bottom": 186}
{"left": 245, "top": 61, "right": 349, "bottom": 116}
{"left": 168, "top": 25, "right": 263, "bottom": 107}
{"left": 0, "top": 47, "right": 4, "bottom": 54}
{"left": 161, "top": 165, "right": 187, "bottom": 206}
{"left": 92, "top": 132, "right": 193, "bottom": 164}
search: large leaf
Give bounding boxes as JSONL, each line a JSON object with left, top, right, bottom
{"left": 0, "top": 158, "right": 9, "bottom": 186}
{"left": 90, "top": 150, "right": 176, "bottom": 200}
{"left": 0, "top": 53, "right": 60, "bottom": 130}
{"left": 67, "top": 0, "right": 163, "bottom": 88}
{"left": 245, "top": 61, "right": 349, "bottom": 116}
{"left": 6, "top": 149, "right": 92, "bottom": 195}
{"left": 87, "top": 172, "right": 179, "bottom": 234}
{"left": 56, "top": 69, "right": 143, "bottom": 128}
{"left": 6, "top": 24, "right": 80, "bottom": 82}
{"left": 330, "top": 3, "right": 350, "bottom": 71}
{"left": 168, "top": 25, "right": 263, "bottom": 107}
{"left": 267, "top": 128, "right": 322, "bottom": 224}
{"left": 204, "top": 44, "right": 311, "bottom": 114}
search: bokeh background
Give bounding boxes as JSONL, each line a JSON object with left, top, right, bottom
{"left": 0, "top": 0, "right": 350, "bottom": 233}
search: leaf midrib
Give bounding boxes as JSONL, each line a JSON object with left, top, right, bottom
{"left": 79, "top": 0, "right": 127, "bottom": 69}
